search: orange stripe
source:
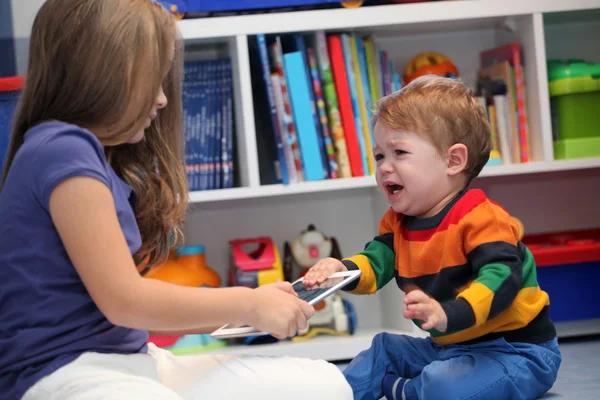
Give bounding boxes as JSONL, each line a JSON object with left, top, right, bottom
{"left": 461, "top": 201, "right": 519, "bottom": 254}
{"left": 433, "top": 287, "right": 550, "bottom": 345}
{"left": 402, "top": 189, "right": 487, "bottom": 241}
{"left": 396, "top": 224, "right": 466, "bottom": 278}
{"left": 345, "top": 254, "right": 378, "bottom": 294}
{"left": 379, "top": 207, "right": 402, "bottom": 235}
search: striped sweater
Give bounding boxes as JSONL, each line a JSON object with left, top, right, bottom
{"left": 342, "top": 189, "right": 556, "bottom": 345}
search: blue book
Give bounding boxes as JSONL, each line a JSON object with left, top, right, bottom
{"left": 283, "top": 52, "right": 326, "bottom": 181}
{"left": 222, "top": 60, "right": 234, "bottom": 188}
{"left": 294, "top": 34, "right": 329, "bottom": 179}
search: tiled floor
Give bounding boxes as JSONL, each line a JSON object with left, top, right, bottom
{"left": 337, "top": 336, "right": 600, "bottom": 399}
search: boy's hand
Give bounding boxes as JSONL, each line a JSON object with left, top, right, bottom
{"left": 403, "top": 290, "right": 448, "bottom": 332}
{"left": 303, "top": 257, "right": 347, "bottom": 289}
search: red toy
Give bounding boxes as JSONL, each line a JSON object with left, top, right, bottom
{"left": 229, "top": 237, "right": 284, "bottom": 288}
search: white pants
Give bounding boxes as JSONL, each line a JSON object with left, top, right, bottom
{"left": 22, "top": 343, "right": 353, "bottom": 399}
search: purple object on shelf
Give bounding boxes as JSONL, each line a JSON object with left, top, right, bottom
{"left": 158, "top": 0, "right": 344, "bottom": 14}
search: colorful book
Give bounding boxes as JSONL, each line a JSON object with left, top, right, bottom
{"left": 341, "top": 34, "right": 368, "bottom": 175}
{"left": 307, "top": 46, "right": 339, "bottom": 179}
{"left": 248, "top": 34, "right": 287, "bottom": 185}
{"left": 270, "top": 73, "right": 299, "bottom": 184}
{"left": 313, "top": 30, "right": 352, "bottom": 178}
{"left": 350, "top": 34, "right": 374, "bottom": 175}
{"left": 481, "top": 43, "right": 530, "bottom": 163}
{"left": 327, "top": 34, "right": 363, "bottom": 177}
{"left": 479, "top": 61, "right": 522, "bottom": 164}
{"left": 269, "top": 37, "right": 305, "bottom": 182}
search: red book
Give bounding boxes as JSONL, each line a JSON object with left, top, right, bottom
{"left": 327, "top": 34, "right": 364, "bottom": 177}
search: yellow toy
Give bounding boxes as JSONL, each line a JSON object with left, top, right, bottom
{"left": 403, "top": 51, "right": 459, "bottom": 85}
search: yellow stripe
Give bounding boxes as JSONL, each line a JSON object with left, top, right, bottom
{"left": 345, "top": 254, "right": 378, "bottom": 294}
{"left": 457, "top": 282, "right": 494, "bottom": 325}
{"left": 434, "top": 287, "right": 549, "bottom": 345}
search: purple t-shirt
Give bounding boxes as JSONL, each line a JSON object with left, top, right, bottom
{"left": 0, "top": 121, "right": 149, "bottom": 399}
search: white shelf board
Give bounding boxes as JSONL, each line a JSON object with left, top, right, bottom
{"left": 188, "top": 175, "right": 377, "bottom": 203}
{"left": 201, "top": 329, "right": 423, "bottom": 361}
{"left": 479, "top": 157, "right": 600, "bottom": 177}
{"left": 177, "top": 0, "right": 600, "bottom": 40}
{"left": 188, "top": 158, "right": 600, "bottom": 203}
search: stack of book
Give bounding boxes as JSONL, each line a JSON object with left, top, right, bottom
{"left": 182, "top": 58, "right": 235, "bottom": 191}
{"left": 250, "top": 31, "right": 401, "bottom": 185}
{"left": 476, "top": 42, "right": 530, "bottom": 166}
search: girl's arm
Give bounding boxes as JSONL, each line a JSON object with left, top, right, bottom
{"left": 49, "top": 176, "right": 314, "bottom": 339}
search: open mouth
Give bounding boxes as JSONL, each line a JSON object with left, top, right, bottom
{"left": 387, "top": 183, "right": 404, "bottom": 195}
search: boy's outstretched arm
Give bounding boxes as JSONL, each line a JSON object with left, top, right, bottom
{"left": 440, "top": 201, "right": 524, "bottom": 332}
{"left": 340, "top": 208, "right": 398, "bottom": 295}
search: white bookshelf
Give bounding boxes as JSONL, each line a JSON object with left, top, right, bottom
{"left": 177, "top": 0, "right": 600, "bottom": 361}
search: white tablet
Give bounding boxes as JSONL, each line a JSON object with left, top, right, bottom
{"left": 210, "top": 270, "right": 361, "bottom": 339}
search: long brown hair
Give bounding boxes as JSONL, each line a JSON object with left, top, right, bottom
{"left": 2, "top": 0, "right": 189, "bottom": 268}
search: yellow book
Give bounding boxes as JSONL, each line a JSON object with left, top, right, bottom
{"left": 363, "top": 37, "right": 381, "bottom": 103}
{"left": 349, "top": 35, "right": 375, "bottom": 175}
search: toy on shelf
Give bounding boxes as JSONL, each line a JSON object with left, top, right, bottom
{"left": 145, "top": 245, "right": 226, "bottom": 353}
{"left": 283, "top": 224, "right": 357, "bottom": 338}
{"left": 145, "top": 245, "right": 221, "bottom": 288}
{"left": 403, "top": 51, "right": 458, "bottom": 85}
{"left": 229, "top": 236, "right": 284, "bottom": 288}
{"left": 547, "top": 59, "right": 600, "bottom": 160}
{"left": 228, "top": 236, "right": 285, "bottom": 345}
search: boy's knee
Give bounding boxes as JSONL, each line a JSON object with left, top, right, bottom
{"left": 418, "top": 361, "right": 457, "bottom": 394}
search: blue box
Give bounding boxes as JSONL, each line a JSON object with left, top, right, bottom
{"left": 536, "top": 261, "right": 600, "bottom": 323}
{"left": 0, "top": 77, "right": 24, "bottom": 167}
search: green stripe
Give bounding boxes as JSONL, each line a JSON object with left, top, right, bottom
{"left": 476, "top": 263, "right": 512, "bottom": 292}
{"left": 521, "top": 247, "right": 539, "bottom": 288}
{"left": 360, "top": 239, "right": 396, "bottom": 290}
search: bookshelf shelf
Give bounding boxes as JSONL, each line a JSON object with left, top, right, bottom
{"left": 188, "top": 157, "right": 600, "bottom": 203}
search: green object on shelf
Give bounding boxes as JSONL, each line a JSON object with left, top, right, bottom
{"left": 547, "top": 60, "right": 600, "bottom": 141}
{"left": 553, "top": 137, "right": 600, "bottom": 160}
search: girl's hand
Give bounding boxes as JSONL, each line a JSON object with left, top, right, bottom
{"left": 246, "top": 281, "right": 315, "bottom": 339}
{"left": 302, "top": 258, "right": 348, "bottom": 289}
{"left": 403, "top": 290, "right": 448, "bottom": 332}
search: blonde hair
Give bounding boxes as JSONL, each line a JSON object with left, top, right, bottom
{"left": 2, "top": 0, "right": 188, "bottom": 268}
{"left": 372, "top": 75, "right": 491, "bottom": 181}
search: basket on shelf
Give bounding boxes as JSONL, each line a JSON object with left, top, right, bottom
{"left": 0, "top": 76, "right": 25, "bottom": 167}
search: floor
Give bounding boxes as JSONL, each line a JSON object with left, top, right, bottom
{"left": 541, "top": 336, "right": 600, "bottom": 399}
{"left": 337, "top": 335, "right": 600, "bottom": 399}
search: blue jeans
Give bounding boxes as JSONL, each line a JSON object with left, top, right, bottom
{"left": 343, "top": 333, "right": 562, "bottom": 400}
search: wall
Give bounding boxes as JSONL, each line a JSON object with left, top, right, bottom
{"left": 0, "top": 0, "right": 15, "bottom": 76}
{"left": 9, "top": 0, "right": 46, "bottom": 75}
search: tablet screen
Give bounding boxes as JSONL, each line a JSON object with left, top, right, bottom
{"left": 292, "top": 275, "right": 347, "bottom": 304}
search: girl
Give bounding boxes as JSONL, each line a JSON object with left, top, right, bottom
{"left": 0, "top": 0, "right": 352, "bottom": 399}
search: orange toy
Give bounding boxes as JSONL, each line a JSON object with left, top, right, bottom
{"left": 403, "top": 51, "right": 458, "bottom": 85}
{"left": 145, "top": 245, "right": 221, "bottom": 288}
